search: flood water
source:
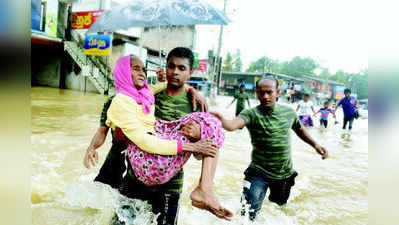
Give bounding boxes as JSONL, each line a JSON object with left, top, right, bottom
{"left": 31, "top": 87, "right": 368, "bottom": 225}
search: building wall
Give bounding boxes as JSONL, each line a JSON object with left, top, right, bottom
{"left": 140, "top": 26, "right": 196, "bottom": 53}
{"left": 65, "top": 71, "right": 99, "bottom": 93}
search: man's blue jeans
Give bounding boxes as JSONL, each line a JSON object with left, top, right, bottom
{"left": 343, "top": 115, "right": 355, "bottom": 130}
{"left": 240, "top": 167, "right": 298, "bottom": 221}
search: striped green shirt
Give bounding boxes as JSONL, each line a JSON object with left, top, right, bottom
{"left": 239, "top": 104, "right": 302, "bottom": 180}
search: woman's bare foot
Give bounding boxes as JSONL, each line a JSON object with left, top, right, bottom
{"left": 190, "top": 186, "right": 234, "bottom": 221}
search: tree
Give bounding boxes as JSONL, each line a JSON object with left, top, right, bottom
{"left": 232, "top": 49, "right": 243, "bottom": 72}
{"left": 279, "top": 56, "right": 318, "bottom": 77}
{"left": 246, "top": 56, "right": 277, "bottom": 73}
{"left": 222, "top": 52, "right": 233, "bottom": 72}
{"left": 318, "top": 68, "right": 331, "bottom": 79}
{"left": 329, "top": 69, "right": 349, "bottom": 83}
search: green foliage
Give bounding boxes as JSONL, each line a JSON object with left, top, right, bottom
{"left": 279, "top": 56, "right": 318, "bottom": 77}
{"left": 246, "top": 56, "right": 277, "bottom": 73}
{"left": 243, "top": 54, "right": 368, "bottom": 99}
{"left": 232, "top": 49, "right": 242, "bottom": 72}
{"left": 222, "top": 50, "right": 243, "bottom": 72}
{"left": 222, "top": 52, "right": 233, "bottom": 72}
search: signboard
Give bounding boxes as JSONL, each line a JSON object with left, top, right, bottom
{"left": 72, "top": 10, "right": 103, "bottom": 29}
{"left": 197, "top": 59, "right": 208, "bottom": 73}
{"left": 279, "top": 83, "right": 288, "bottom": 90}
{"left": 31, "top": 0, "right": 41, "bottom": 31}
{"left": 45, "top": 0, "right": 58, "bottom": 37}
{"left": 294, "top": 84, "right": 302, "bottom": 91}
{"left": 335, "top": 86, "right": 345, "bottom": 100}
{"left": 83, "top": 34, "right": 112, "bottom": 56}
{"left": 193, "top": 52, "right": 199, "bottom": 69}
{"left": 239, "top": 83, "right": 254, "bottom": 90}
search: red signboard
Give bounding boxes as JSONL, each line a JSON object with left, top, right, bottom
{"left": 197, "top": 59, "right": 208, "bottom": 73}
{"left": 72, "top": 10, "right": 104, "bottom": 29}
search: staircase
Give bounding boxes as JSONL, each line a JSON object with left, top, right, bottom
{"left": 63, "top": 31, "right": 115, "bottom": 95}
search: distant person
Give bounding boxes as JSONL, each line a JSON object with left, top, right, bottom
{"left": 296, "top": 93, "right": 315, "bottom": 127}
{"left": 336, "top": 88, "right": 358, "bottom": 131}
{"left": 228, "top": 84, "right": 251, "bottom": 116}
{"left": 211, "top": 77, "right": 328, "bottom": 221}
{"left": 313, "top": 101, "right": 336, "bottom": 128}
{"left": 285, "top": 91, "right": 291, "bottom": 102}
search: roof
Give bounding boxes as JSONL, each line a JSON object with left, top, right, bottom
{"left": 221, "top": 71, "right": 344, "bottom": 85}
{"left": 302, "top": 75, "right": 344, "bottom": 86}
{"left": 31, "top": 30, "right": 63, "bottom": 45}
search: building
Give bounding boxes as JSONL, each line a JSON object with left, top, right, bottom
{"left": 219, "top": 71, "right": 345, "bottom": 103}
{"left": 31, "top": 0, "right": 198, "bottom": 95}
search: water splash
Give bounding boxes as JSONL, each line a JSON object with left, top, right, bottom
{"left": 32, "top": 181, "right": 158, "bottom": 225}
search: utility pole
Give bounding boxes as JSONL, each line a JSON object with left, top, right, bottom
{"left": 213, "top": 0, "right": 227, "bottom": 95}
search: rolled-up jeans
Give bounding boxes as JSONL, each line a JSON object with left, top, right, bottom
{"left": 240, "top": 167, "right": 298, "bottom": 221}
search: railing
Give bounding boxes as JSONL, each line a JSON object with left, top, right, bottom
{"left": 63, "top": 30, "right": 115, "bottom": 95}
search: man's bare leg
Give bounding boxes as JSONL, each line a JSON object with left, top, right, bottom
{"left": 190, "top": 151, "right": 234, "bottom": 220}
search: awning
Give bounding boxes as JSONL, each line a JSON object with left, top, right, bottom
{"left": 279, "top": 83, "right": 289, "bottom": 90}
{"left": 31, "top": 29, "right": 63, "bottom": 45}
{"left": 301, "top": 82, "right": 314, "bottom": 94}
{"left": 146, "top": 59, "right": 166, "bottom": 67}
{"left": 186, "top": 80, "right": 205, "bottom": 85}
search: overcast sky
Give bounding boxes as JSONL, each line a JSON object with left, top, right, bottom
{"left": 195, "top": 0, "right": 367, "bottom": 74}
{"left": 112, "top": 0, "right": 367, "bottom": 74}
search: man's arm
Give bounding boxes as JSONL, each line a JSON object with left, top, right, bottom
{"left": 331, "top": 109, "right": 337, "bottom": 118}
{"left": 313, "top": 109, "right": 320, "bottom": 117}
{"left": 293, "top": 126, "right": 328, "bottom": 159}
{"left": 211, "top": 111, "right": 245, "bottom": 131}
{"left": 354, "top": 98, "right": 358, "bottom": 109}
{"left": 84, "top": 97, "right": 112, "bottom": 169}
{"left": 83, "top": 126, "right": 109, "bottom": 169}
{"left": 228, "top": 98, "right": 236, "bottom": 108}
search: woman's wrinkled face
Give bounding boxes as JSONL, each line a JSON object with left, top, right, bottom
{"left": 130, "top": 57, "right": 147, "bottom": 89}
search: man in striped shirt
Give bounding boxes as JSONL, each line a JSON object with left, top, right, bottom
{"left": 212, "top": 77, "right": 328, "bottom": 221}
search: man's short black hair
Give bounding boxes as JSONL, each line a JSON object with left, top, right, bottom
{"left": 166, "top": 47, "right": 194, "bottom": 70}
{"left": 324, "top": 101, "right": 330, "bottom": 105}
{"left": 304, "top": 93, "right": 310, "bottom": 97}
{"left": 344, "top": 88, "right": 351, "bottom": 94}
{"left": 255, "top": 77, "right": 279, "bottom": 89}
{"left": 239, "top": 84, "right": 245, "bottom": 88}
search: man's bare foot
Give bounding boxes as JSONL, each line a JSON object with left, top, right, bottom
{"left": 190, "top": 186, "right": 234, "bottom": 221}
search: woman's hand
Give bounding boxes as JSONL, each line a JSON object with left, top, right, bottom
{"left": 182, "top": 139, "right": 218, "bottom": 157}
{"left": 180, "top": 120, "right": 201, "bottom": 141}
